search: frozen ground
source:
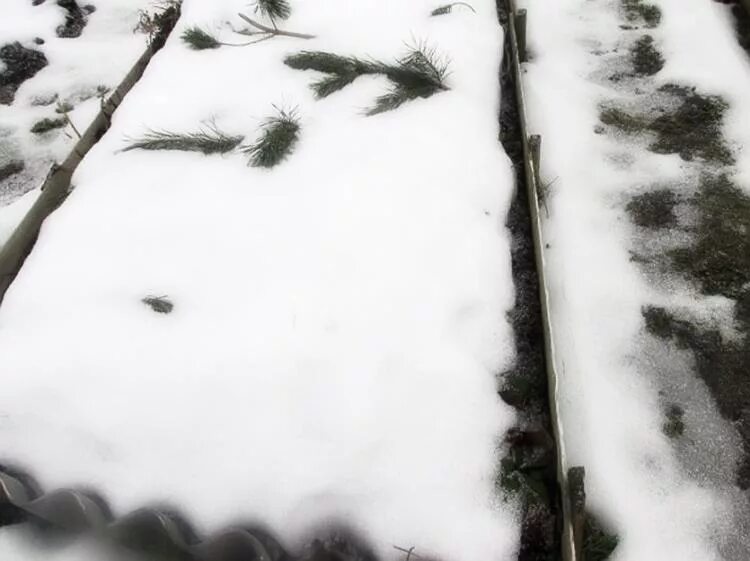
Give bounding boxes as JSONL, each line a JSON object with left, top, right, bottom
{"left": 520, "top": 0, "right": 750, "bottom": 559}
{"left": 0, "top": 1, "right": 520, "bottom": 560}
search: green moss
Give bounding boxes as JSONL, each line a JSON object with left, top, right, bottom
{"left": 630, "top": 35, "right": 664, "bottom": 76}
{"left": 626, "top": 189, "right": 678, "bottom": 229}
{"left": 669, "top": 174, "right": 750, "bottom": 299}
{"left": 663, "top": 404, "right": 685, "bottom": 438}
{"left": 622, "top": 0, "right": 662, "bottom": 28}
{"left": 584, "top": 514, "right": 619, "bottom": 561}
{"left": 599, "top": 107, "right": 647, "bottom": 133}
{"left": 647, "top": 87, "right": 733, "bottom": 164}
{"left": 30, "top": 117, "right": 66, "bottom": 134}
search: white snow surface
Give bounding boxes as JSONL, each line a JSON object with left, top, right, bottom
{"left": 0, "top": 1, "right": 519, "bottom": 560}
{"left": 0, "top": 0, "right": 151, "bottom": 205}
{"left": 519, "top": 0, "right": 750, "bottom": 560}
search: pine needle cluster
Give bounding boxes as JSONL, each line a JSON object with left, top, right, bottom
{"left": 242, "top": 107, "right": 301, "bottom": 168}
{"left": 430, "top": 2, "right": 476, "bottom": 16}
{"left": 142, "top": 295, "right": 174, "bottom": 314}
{"left": 124, "top": 123, "right": 244, "bottom": 154}
{"left": 181, "top": 26, "right": 221, "bottom": 50}
{"left": 254, "top": 0, "right": 291, "bottom": 23}
{"left": 284, "top": 43, "right": 449, "bottom": 115}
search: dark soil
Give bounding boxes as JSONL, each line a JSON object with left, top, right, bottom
{"left": 0, "top": 161, "right": 25, "bottom": 183}
{"left": 56, "top": 0, "right": 88, "bottom": 39}
{"left": 0, "top": 42, "right": 48, "bottom": 105}
{"left": 662, "top": 403, "right": 685, "bottom": 438}
{"left": 630, "top": 35, "right": 664, "bottom": 75}
{"left": 496, "top": 2, "right": 559, "bottom": 560}
{"left": 621, "top": 0, "right": 662, "bottom": 28}
{"left": 625, "top": 189, "right": 678, "bottom": 229}
{"left": 598, "top": 107, "right": 646, "bottom": 134}
{"left": 731, "top": 4, "right": 750, "bottom": 54}
{"left": 648, "top": 86, "right": 734, "bottom": 164}
{"left": 31, "top": 117, "right": 66, "bottom": 134}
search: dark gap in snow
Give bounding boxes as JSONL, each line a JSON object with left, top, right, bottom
{"left": 55, "top": 0, "right": 89, "bottom": 39}
{"left": 729, "top": 4, "right": 750, "bottom": 55}
{"left": 0, "top": 42, "right": 48, "bottom": 105}
{"left": 620, "top": 0, "right": 662, "bottom": 29}
{"left": 0, "top": 161, "right": 25, "bottom": 183}
{"left": 495, "top": 2, "right": 560, "bottom": 560}
{"left": 629, "top": 35, "right": 664, "bottom": 76}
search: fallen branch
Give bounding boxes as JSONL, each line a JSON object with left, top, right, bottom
{"left": 237, "top": 13, "right": 316, "bottom": 40}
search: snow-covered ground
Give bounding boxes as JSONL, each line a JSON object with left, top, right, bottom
{"left": 0, "top": 0, "right": 152, "bottom": 246}
{"left": 520, "top": 0, "right": 750, "bottom": 559}
{"left": 0, "top": 1, "right": 520, "bottom": 560}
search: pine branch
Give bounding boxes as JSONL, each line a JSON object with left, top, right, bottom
{"left": 182, "top": 26, "right": 221, "bottom": 49}
{"left": 285, "top": 43, "right": 450, "bottom": 113}
{"left": 123, "top": 123, "right": 244, "bottom": 154}
{"left": 431, "top": 2, "right": 476, "bottom": 16}
{"left": 242, "top": 106, "right": 301, "bottom": 168}
{"left": 182, "top": 25, "right": 261, "bottom": 49}
{"left": 253, "top": 0, "right": 291, "bottom": 22}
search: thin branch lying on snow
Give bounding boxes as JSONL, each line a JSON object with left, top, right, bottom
{"left": 430, "top": 2, "right": 476, "bottom": 16}
{"left": 55, "top": 100, "right": 82, "bottom": 140}
{"left": 123, "top": 122, "right": 244, "bottom": 155}
{"left": 285, "top": 42, "right": 450, "bottom": 115}
{"left": 181, "top": 25, "right": 259, "bottom": 50}
{"left": 236, "top": 12, "right": 316, "bottom": 41}
{"left": 242, "top": 106, "right": 301, "bottom": 168}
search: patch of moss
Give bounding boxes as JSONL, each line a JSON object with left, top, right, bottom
{"left": 630, "top": 35, "right": 664, "bottom": 76}
{"left": 669, "top": 174, "right": 749, "bottom": 299}
{"left": 30, "top": 117, "right": 66, "bottom": 134}
{"left": 621, "top": 0, "right": 662, "bottom": 28}
{"left": 0, "top": 160, "right": 24, "bottom": 182}
{"left": 584, "top": 514, "right": 619, "bottom": 561}
{"left": 599, "top": 107, "right": 647, "bottom": 134}
{"left": 643, "top": 304, "right": 750, "bottom": 488}
{"left": 626, "top": 189, "right": 678, "bottom": 229}
{"left": 663, "top": 404, "right": 685, "bottom": 438}
{"left": 647, "top": 87, "right": 733, "bottom": 164}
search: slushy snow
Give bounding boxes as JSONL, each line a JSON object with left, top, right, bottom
{"left": 0, "top": 1, "right": 519, "bottom": 560}
{"left": 519, "top": 0, "right": 750, "bottom": 559}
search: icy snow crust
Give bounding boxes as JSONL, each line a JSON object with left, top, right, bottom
{"left": 0, "top": 0, "right": 151, "bottom": 209}
{"left": 520, "top": 0, "right": 750, "bottom": 559}
{"left": 0, "top": 1, "right": 519, "bottom": 560}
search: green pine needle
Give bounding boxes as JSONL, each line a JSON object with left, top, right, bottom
{"left": 243, "top": 107, "right": 301, "bottom": 168}
{"left": 285, "top": 43, "right": 449, "bottom": 113}
{"left": 254, "top": 0, "right": 291, "bottom": 22}
{"left": 181, "top": 26, "right": 221, "bottom": 50}
{"left": 124, "top": 124, "right": 244, "bottom": 154}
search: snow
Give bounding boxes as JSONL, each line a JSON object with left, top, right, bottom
{"left": 0, "top": 1, "right": 519, "bottom": 560}
{"left": 0, "top": 0, "right": 151, "bottom": 207}
{"left": 519, "top": 0, "right": 750, "bottom": 559}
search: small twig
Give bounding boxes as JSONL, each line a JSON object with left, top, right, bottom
{"left": 57, "top": 102, "right": 82, "bottom": 140}
{"left": 431, "top": 2, "right": 477, "bottom": 16}
{"left": 393, "top": 546, "right": 422, "bottom": 561}
{"left": 237, "top": 13, "right": 316, "bottom": 39}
